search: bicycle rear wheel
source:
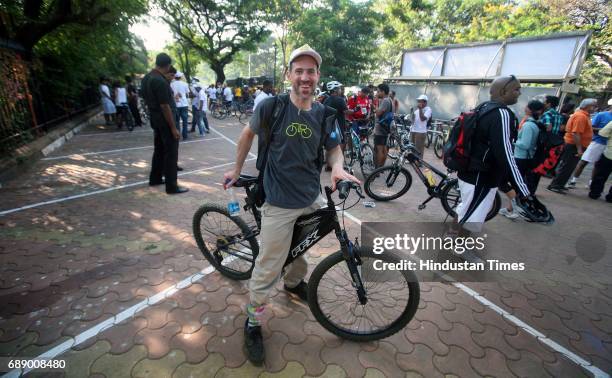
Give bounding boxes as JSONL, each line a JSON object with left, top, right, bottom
{"left": 192, "top": 204, "right": 258, "bottom": 280}
{"left": 364, "top": 165, "right": 412, "bottom": 201}
{"left": 440, "top": 180, "right": 501, "bottom": 222}
{"left": 359, "top": 144, "right": 375, "bottom": 178}
{"left": 308, "top": 248, "right": 420, "bottom": 341}
{"left": 387, "top": 134, "right": 402, "bottom": 160}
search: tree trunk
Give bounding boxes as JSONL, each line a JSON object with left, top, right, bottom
{"left": 211, "top": 63, "right": 226, "bottom": 84}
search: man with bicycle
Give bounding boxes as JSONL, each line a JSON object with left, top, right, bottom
{"left": 223, "top": 44, "right": 359, "bottom": 365}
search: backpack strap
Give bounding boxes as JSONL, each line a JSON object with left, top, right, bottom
{"left": 257, "top": 94, "right": 289, "bottom": 171}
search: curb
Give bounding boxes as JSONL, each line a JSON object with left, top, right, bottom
{"left": 0, "top": 108, "right": 102, "bottom": 187}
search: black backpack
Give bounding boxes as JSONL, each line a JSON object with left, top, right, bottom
{"left": 443, "top": 102, "right": 501, "bottom": 173}
{"left": 252, "top": 94, "right": 335, "bottom": 207}
{"left": 530, "top": 121, "right": 564, "bottom": 167}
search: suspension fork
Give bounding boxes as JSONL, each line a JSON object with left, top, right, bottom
{"left": 337, "top": 227, "right": 367, "bottom": 305}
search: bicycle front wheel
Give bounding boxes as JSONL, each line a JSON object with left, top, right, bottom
{"left": 433, "top": 135, "right": 444, "bottom": 159}
{"left": 440, "top": 181, "right": 501, "bottom": 222}
{"left": 308, "top": 248, "right": 420, "bottom": 341}
{"left": 192, "top": 204, "right": 258, "bottom": 280}
{"left": 364, "top": 165, "right": 412, "bottom": 201}
{"left": 387, "top": 134, "right": 402, "bottom": 160}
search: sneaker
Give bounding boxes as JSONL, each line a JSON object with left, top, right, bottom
{"left": 547, "top": 186, "right": 567, "bottom": 194}
{"left": 499, "top": 207, "right": 519, "bottom": 219}
{"left": 243, "top": 320, "right": 264, "bottom": 366}
{"left": 566, "top": 182, "right": 576, "bottom": 189}
{"left": 284, "top": 281, "right": 308, "bottom": 302}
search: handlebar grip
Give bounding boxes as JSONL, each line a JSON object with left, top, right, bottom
{"left": 337, "top": 180, "right": 351, "bottom": 200}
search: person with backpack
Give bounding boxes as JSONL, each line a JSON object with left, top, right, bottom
{"left": 374, "top": 83, "right": 394, "bottom": 167}
{"left": 499, "top": 100, "right": 546, "bottom": 218}
{"left": 444, "top": 75, "right": 541, "bottom": 230}
{"left": 222, "top": 44, "right": 359, "bottom": 365}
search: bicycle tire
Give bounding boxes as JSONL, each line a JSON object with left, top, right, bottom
{"left": 359, "top": 144, "right": 375, "bottom": 178}
{"left": 192, "top": 203, "right": 258, "bottom": 280}
{"left": 239, "top": 109, "right": 253, "bottom": 125}
{"left": 440, "top": 181, "right": 501, "bottom": 222}
{"left": 433, "top": 135, "right": 443, "bottom": 159}
{"left": 364, "top": 165, "right": 412, "bottom": 201}
{"left": 308, "top": 248, "right": 420, "bottom": 341}
{"left": 426, "top": 131, "right": 432, "bottom": 148}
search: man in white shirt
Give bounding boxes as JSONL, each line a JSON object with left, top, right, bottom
{"left": 170, "top": 72, "right": 191, "bottom": 140}
{"left": 207, "top": 84, "right": 217, "bottom": 109}
{"left": 222, "top": 83, "right": 233, "bottom": 106}
{"left": 189, "top": 78, "right": 201, "bottom": 133}
{"left": 195, "top": 85, "right": 210, "bottom": 135}
{"left": 410, "top": 94, "right": 432, "bottom": 157}
{"left": 253, "top": 80, "right": 274, "bottom": 111}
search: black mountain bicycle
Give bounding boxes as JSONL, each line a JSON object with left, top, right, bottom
{"left": 193, "top": 177, "right": 419, "bottom": 341}
{"left": 364, "top": 143, "right": 500, "bottom": 221}
{"left": 343, "top": 124, "right": 376, "bottom": 178}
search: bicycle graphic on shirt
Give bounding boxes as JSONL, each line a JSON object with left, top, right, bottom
{"left": 286, "top": 123, "right": 312, "bottom": 139}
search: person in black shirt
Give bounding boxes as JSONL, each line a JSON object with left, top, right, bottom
{"left": 323, "top": 81, "right": 354, "bottom": 148}
{"left": 125, "top": 75, "right": 143, "bottom": 127}
{"left": 140, "top": 53, "right": 188, "bottom": 194}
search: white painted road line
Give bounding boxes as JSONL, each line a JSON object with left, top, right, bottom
{"left": 0, "top": 159, "right": 255, "bottom": 217}
{"left": 341, "top": 212, "right": 609, "bottom": 377}
{"left": 76, "top": 129, "right": 151, "bottom": 137}
{"left": 41, "top": 137, "right": 222, "bottom": 161}
{"left": 210, "top": 126, "right": 257, "bottom": 159}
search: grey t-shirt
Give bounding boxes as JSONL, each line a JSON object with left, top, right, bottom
{"left": 374, "top": 97, "right": 393, "bottom": 136}
{"left": 250, "top": 99, "right": 340, "bottom": 209}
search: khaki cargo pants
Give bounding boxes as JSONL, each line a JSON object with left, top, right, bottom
{"left": 249, "top": 198, "right": 323, "bottom": 306}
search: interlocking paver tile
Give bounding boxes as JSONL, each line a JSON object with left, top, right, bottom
{"left": 471, "top": 324, "right": 521, "bottom": 361}
{"left": 91, "top": 345, "right": 148, "bottom": 376}
{"left": 29, "top": 312, "right": 80, "bottom": 346}
{"left": 413, "top": 301, "right": 453, "bottom": 331}
{"left": 100, "top": 317, "right": 148, "bottom": 354}
{"left": 405, "top": 320, "right": 449, "bottom": 356}
{"left": 173, "top": 283, "right": 206, "bottom": 309}
{"left": 214, "top": 362, "right": 265, "bottom": 377}
{"left": 261, "top": 331, "right": 288, "bottom": 372}
{"left": 395, "top": 343, "right": 442, "bottom": 378}
{"left": 438, "top": 323, "right": 485, "bottom": 358}
{"left": 259, "top": 361, "right": 306, "bottom": 378}
{"left": 505, "top": 329, "right": 557, "bottom": 363}
{"left": 268, "top": 310, "right": 307, "bottom": 344}
{"left": 304, "top": 363, "right": 347, "bottom": 378}
{"left": 362, "top": 368, "right": 385, "bottom": 378}
{"left": 321, "top": 341, "right": 365, "bottom": 378}
{"left": 441, "top": 303, "right": 485, "bottom": 333}
{"left": 303, "top": 321, "right": 343, "bottom": 348}
{"left": 131, "top": 349, "right": 186, "bottom": 377}
{"left": 507, "top": 350, "right": 551, "bottom": 377}
{"left": 203, "top": 305, "right": 241, "bottom": 337}
{"left": 283, "top": 335, "right": 326, "bottom": 376}
{"left": 470, "top": 347, "right": 515, "bottom": 377}
{"left": 138, "top": 300, "right": 178, "bottom": 330}
{"left": 423, "top": 285, "right": 457, "bottom": 311}
{"left": 472, "top": 309, "right": 518, "bottom": 335}
{"left": 433, "top": 345, "right": 479, "bottom": 376}
{"left": 134, "top": 321, "right": 182, "bottom": 359}
{"left": 0, "top": 331, "right": 38, "bottom": 356}
{"left": 196, "top": 286, "right": 233, "bottom": 312}
{"left": 359, "top": 341, "right": 407, "bottom": 378}
{"left": 206, "top": 328, "right": 246, "bottom": 368}
{"left": 167, "top": 302, "right": 209, "bottom": 334}
{"left": 169, "top": 325, "right": 215, "bottom": 364}
{"left": 72, "top": 292, "right": 119, "bottom": 321}
{"left": 172, "top": 353, "right": 225, "bottom": 377}
{"left": 562, "top": 310, "right": 611, "bottom": 342}
{"left": 62, "top": 340, "right": 111, "bottom": 378}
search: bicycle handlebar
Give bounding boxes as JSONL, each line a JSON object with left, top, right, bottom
{"left": 336, "top": 180, "right": 364, "bottom": 200}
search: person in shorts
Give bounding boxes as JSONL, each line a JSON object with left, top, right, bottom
{"left": 373, "top": 83, "right": 393, "bottom": 168}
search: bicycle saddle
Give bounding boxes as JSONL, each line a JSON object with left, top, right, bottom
{"left": 233, "top": 174, "right": 258, "bottom": 187}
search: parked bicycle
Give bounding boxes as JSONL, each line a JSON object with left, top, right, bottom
{"left": 116, "top": 103, "right": 135, "bottom": 132}
{"left": 387, "top": 113, "right": 412, "bottom": 160}
{"left": 193, "top": 177, "right": 420, "bottom": 341}
{"left": 343, "top": 123, "right": 376, "bottom": 178}
{"left": 238, "top": 99, "right": 255, "bottom": 125}
{"left": 364, "top": 143, "right": 500, "bottom": 221}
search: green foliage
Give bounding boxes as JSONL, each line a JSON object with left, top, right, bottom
{"left": 290, "top": 0, "right": 385, "bottom": 85}
{"left": 380, "top": 0, "right": 611, "bottom": 92}
{"left": 157, "top": 0, "right": 274, "bottom": 83}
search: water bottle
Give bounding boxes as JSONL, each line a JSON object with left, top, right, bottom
{"left": 424, "top": 169, "right": 436, "bottom": 186}
{"left": 227, "top": 187, "right": 241, "bottom": 217}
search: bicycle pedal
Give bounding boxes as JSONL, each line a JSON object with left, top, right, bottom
{"left": 418, "top": 204, "right": 426, "bottom": 210}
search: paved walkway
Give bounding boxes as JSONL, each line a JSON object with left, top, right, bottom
{"left": 0, "top": 112, "right": 610, "bottom": 377}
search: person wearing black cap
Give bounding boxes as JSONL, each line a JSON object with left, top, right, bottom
{"left": 140, "top": 53, "right": 188, "bottom": 194}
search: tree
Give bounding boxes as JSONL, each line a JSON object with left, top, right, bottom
{"left": 157, "top": 0, "right": 273, "bottom": 83}
{"left": 269, "top": 0, "right": 311, "bottom": 71}
{"left": 166, "top": 41, "right": 200, "bottom": 83}
{"left": 290, "top": 0, "right": 388, "bottom": 84}
{"left": 0, "top": 0, "right": 147, "bottom": 54}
